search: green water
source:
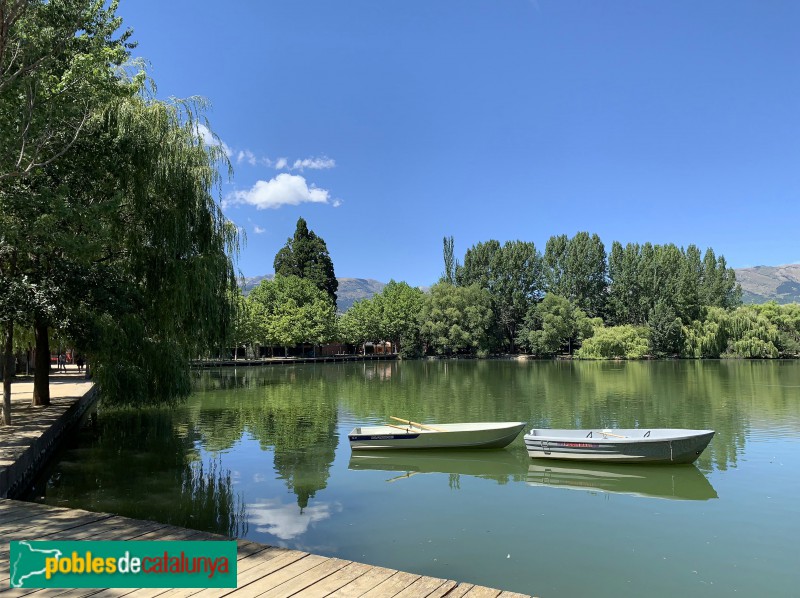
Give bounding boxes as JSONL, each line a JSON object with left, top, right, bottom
{"left": 29, "top": 360, "right": 800, "bottom": 596}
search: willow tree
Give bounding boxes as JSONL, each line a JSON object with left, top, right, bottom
{"left": 13, "top": 94, "right": 239, "bottom": 408}
{"left": 80, "top": 96, "right": 238, "bottom": 405}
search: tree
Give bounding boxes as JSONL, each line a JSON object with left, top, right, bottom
{"left": 543, "top": 232, "right": 606, "bottom": 318}
{"left": 441, "top": 236, "right": 457, "bottom": 284}
{"left": 576, "top": 324, "right": 649, "bottom": 359}
{"left": 337, "top": 298, "right": 380, "bottom": 354}
{"left": 248, "top": 275, "right": 335, "bottom": 356}
{"left": 1, "top": 94, "right": 240, "bottom": 411}
{"left": 1, "top": 0, "right": 135, "bottom": 422}
{"left": 373, "top": 280, "right": 424, "bottom": 357}
{"left": 273, "top": 218, "right": 337, "bottom": 305}
{"left": 73, "top": 97, "right": 238, "bottom": 406}
{"left": 647, "top": 300, "right": 684, "bottom": 357}
{"left": 518, "top": 294, "right": 594, "bottom": 356}
{"left": 457, "top": 239, "right": 542, "bottom": 352}
{"left": 418, "top": 283, "right": 494, "bottom": 356}
{"left": 0, "top": 0, "right": 135, "bottom": 180}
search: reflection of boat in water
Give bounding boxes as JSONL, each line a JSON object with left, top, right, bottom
{"left": 348, "top": 449, "right": 527, "bottom": 482}
{"left": 527, "top": 462, "right": 718, "bottom": 501}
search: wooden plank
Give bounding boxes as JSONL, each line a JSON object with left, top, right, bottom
{"left": 359, "top": 570, "right": 422, "bottom": 598}
{"left": 394, "top": 576, "right": 455, "bottom": 598}
{"left": 211, "top": 550, "right": 309, "bottom": 597}
{"left": 227, "top": 554, "right": 328, "bottom": 598}
{"left": 326, "top": 565, "right": 397, "bottom": 598}
{"left": 458, "top": 586, "right": 501, "bottom": 598}
{"left": 442, "top": 586, "right": 477, "bottom": 598}
{"left": 497, "top": 592, "right": 533, "bottom": 598}
{"left": 284, "top": 561, "right": 372, "bottom": 598}
{"left": 423, "top": 580, "right": 459, "bottom": 598}
{"left": 254, "top": 557, "right": 349, "bottom": 598}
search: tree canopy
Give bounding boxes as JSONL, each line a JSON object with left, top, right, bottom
{"left": 273, "top": 217, "right": 337, "bottom": 305}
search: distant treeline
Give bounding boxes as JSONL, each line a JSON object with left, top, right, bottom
{"left": 232, "top": 230, "right": 800, "bottom": 360}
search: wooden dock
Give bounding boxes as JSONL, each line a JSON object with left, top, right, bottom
{"left": 0, "top": 499, "right": 531, "bottom": 597}
{"left": 190, "top": 354, "right": 396, "bottom": 368}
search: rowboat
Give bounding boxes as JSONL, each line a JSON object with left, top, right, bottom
{"left": 348, "top": 417, "right": 526, "bottom": 450}
{"left": 524, "top": 428, "right": 715, "bottom": 464}
{"left": 527, "top": 463, "right": 718, "bottom": 500}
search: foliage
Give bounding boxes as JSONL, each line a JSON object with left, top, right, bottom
{"left": 0, "top": 0, "right": 136, "bottom": 180}
{"left": 542, "top": 232, "right": 607, "bottom": 318}
{"left": 456, "top": 239, "right": 542, "bottom": 352}
{"left": 518, "top": 294, "right": 595, "bottom": 356}
{"left": 373, "top": 280, "right": 424, "bottom": 357}
{"left": 441, "top": 235, "right": 457, "bottom": 284}
{"left": 681, "top": 305, "right": 780, "bottom": 359}
{"left": 647, "top": 300, "right": 684, "bottom": 357}
{"left": 273, "top": 217, "right": 337, "bottom": 304}
{"left": 607, "top": 241, "right": 742, "bottom": 327}
{"left": 418, "top": 282, "right": 494, "bottom": 356}
{"left": 1, "top": 92, "right": 239, "bottom": 407}
{"left": 575, "top": 324, "right": 650, "bottom": 360}
{"left": 337, "top": 297, "right": 380, "bottom": 349}
{"left": 248, "top": 275, "right": 336, "bottom": 353}
{"left": 75, "top": 96, "right": 238, "bottom": 404}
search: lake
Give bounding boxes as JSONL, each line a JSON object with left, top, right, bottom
{"left": 28, "top": 360, "right": 800, "bottom": 596}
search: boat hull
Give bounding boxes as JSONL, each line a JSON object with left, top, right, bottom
{"left": 349, "top": 422, "right": 526, "bottom": 450}
{"left": 524, "top": 428, "right": 715, "bottom": 464}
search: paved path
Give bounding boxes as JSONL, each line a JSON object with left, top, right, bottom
{"left": 0, "top": 499, "right": 532, "bottom": 597}
{"left": 0, "top": 367, "right": 93, "bottom": 488}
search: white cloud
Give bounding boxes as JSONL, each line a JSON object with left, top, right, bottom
{"left": 332, "top": 199, "right": 342, "bottom": 208}
{"left": 291, "top": 157, "right": 336, "bottom": 171}
{"left": 274, "top": 157, "right": 288, "bottom": 170}
{"left": 225, "top": 173, "right": 331, "bottom": 210}
{"left": 195, "top": 123, "right": 232, "bottom": 157}
{"left": 253, "top": 225, "right": 266, "bottom": 234}
{"left": 237, "top": 149, "right": 256, "bottom": 166}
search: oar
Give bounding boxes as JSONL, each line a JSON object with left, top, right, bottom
{"left": 600, "top": 429, "right": 627, "bottom": 439}
{"left": 386, "top": 423, "right": 414, "bottom": 433}
{"left": 390, "top": 416, "right": 445, "bottom": 432}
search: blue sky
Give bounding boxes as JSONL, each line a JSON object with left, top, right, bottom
{"left": 118, "top": 0, "right": 800, "bottom": 287}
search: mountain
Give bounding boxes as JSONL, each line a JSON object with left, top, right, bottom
{"left": 335, "top": 278, "right": 386, "bottom": 312}
{"left": 734, "top": 264, "right": 800, "bottom": 304}
{"left": 240, "top": 275, "right": 385, "bottom": 312}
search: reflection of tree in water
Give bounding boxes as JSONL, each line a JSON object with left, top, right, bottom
{"left": 191, "top": 367, "right": 339, "bottom": 510}
{"left": 334, "top": 359, "right": 781, "bottom": 473}
{"left": 29, "top": 408, "right": 247, "bottom": 538}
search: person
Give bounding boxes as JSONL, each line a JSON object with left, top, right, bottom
{"left": 76, "top": 355, "right": 84, "bottom": 372}
{"left": 57, "top": 352, "right": 65, "bottom": 372}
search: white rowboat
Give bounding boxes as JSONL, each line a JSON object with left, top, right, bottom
{"left": 348, "top": 419, "right": 526, "bottom": 450}
{"left": 524, "top": 428, "right": 715, "bottom": 464}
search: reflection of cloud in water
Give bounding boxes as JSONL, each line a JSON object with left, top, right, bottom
{"left": 253, "top": 472, "right": 267, "bottom": 483}
{"left": 247, "top": 498, "right": 340, "bottom": 540}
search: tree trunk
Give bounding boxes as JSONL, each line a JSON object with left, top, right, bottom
{"left": 33, "top": 318, "right": 51, "bottom": 406}
{"left": 2, "top": 321, "right": 13, "bottom": 425}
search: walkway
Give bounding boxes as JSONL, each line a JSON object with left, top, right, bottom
{"left": 0, "top": 367, "right": 94, "bottom": 498}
